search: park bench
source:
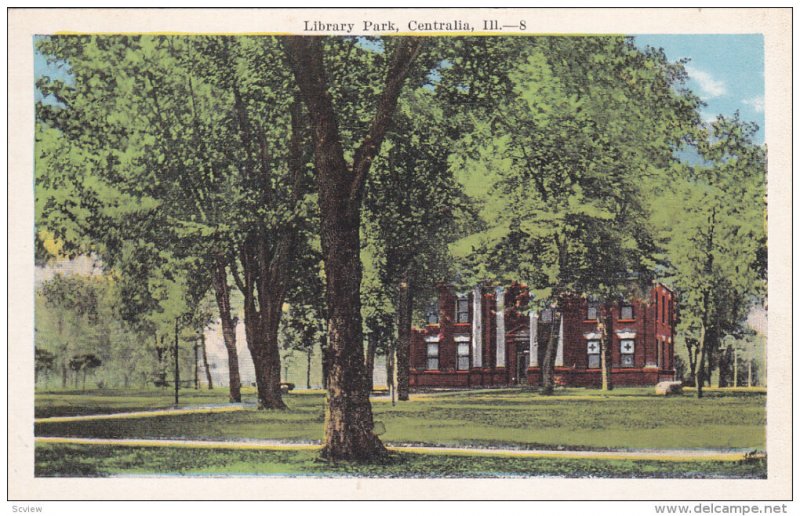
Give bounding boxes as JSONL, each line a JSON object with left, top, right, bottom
{"left": 249, "top": 382, "right": 296, "bottom": 393}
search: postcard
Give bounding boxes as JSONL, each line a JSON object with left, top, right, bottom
{"left": 8, "top": 7, "right": 792, "bottom": 502}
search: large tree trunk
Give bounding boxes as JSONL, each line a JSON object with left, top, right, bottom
{"left": 540, "top": 311, "right": 560, "bottom": 395}
{"left": 365, "top": 333, "right": 378, "bottom": 393}
{"left": 396, "top": 272, "right": 413, "bottom": 401}
{"left": 318, "top": 206, "right": 385, "bottom": 460}
{"left": 284, "top": 36, "right": 422, "bottom": 462}
{"left": 243, "top": 291, "right": 287, "bottom": 410}
{"left": 211, "top": 255, "right": 242, "bottom": 402}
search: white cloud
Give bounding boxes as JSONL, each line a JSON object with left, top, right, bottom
{"left": 685, "top": 65, "right": 727, "bottom": 99}
{"left": 742, "top": 95, "right": 765, "bottom": 113}
{"left": 700, "top": 111, "right": 718, "bottom": 125}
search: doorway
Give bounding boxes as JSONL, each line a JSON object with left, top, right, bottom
{"left": 516, "top": 350, "right": 529, "bottom": 385}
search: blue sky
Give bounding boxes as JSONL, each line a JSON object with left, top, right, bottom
{"left": 634, "top": 34, "right": 765, "bottom": 144}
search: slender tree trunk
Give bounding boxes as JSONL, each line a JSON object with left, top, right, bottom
{"left": 61, "top": 362, "right": 68, "bottom": 389}
{"left": 387, "top": 343, "right": 396, "bottom": 406}
{"left": 200, "top": 332, "right": 213, "bottom": 390}
{"left": 540, "top": 311, "right": 560, "bottom": 395}
{"left": 686, "top": 339, "right": 698, "bottom": 387}
{"left": 718, "top": 346, "right": 732, "bottom": 388}
{"left": 697, "top": 325, "right": 707, "bottom": 398}
{"left": 396, "top": 272, "right": 413, "bottom": 401}
{"left": 748, "top": 356, "right": 752, "bottom": 387}
{"left": 211, "top": 255, "right": 241, "bottom": 402}
{"left": 600, "top": 301, "right": 614, "bottom": 391}
{"left": 306, "top": 348, "right": 313, "bottom": 390}
{"left": 194, "top": 338, "right": 199, "bottom": 389}
{"left": 365, "top": 333, "right": 378, "bottom": 393}
{"left": 321, "top": 340, "right": 330, "bottom": 390}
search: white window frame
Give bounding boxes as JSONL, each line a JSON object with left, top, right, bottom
{"left": 620, "top": 338, "right": 635, "bottom": 367}
{"left": 620, "top": 303, "right": 634, "bottom": 320}
{"left": 456, "top": 342, "right": 470, "bottom": 370}
{"left": 456, "top": 294, "right": 470, "bottom": 324}
{"left": 587, "top": 339, "right": 601, "bottom": 369}
{"left": 426, "top": 301, "right": 439, "bottom": 325}
{"left": 426, "top": 343, "right": 440, "bottom": 370}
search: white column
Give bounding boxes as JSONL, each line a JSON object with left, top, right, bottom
{"left": 471, "top": 285, "right": 483, "bottom": 368}
{"left": 495, "top": 286, "right": 506, "bottom": 368}
{"left": 529, "top": 311, "right": 539, "bottom": 367}
{"left": 555, "top": 315, "right": 564, "bottom": 366}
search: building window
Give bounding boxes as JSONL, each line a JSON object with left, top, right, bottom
{"left": 541, "top": 309, "right": 553, "bottom": 323}
{"left": 655, "top": 295, "right": 659, "bottom": 321}
{"left": 662, "top": 296, "right": 666, "bottom": 323}
{"left": 587, "top": 340, "right": 601, "bottom": 369}
{"left": 426, "top": 301, "right": 439, "bottom": 325}
{"left": 587, "top": 301, "right": 598, "bottom": 321}
{"left": 620, "top": 303, "right": 634, "bottom": 320}
{"left": 656, "top": 340, "right": 662, "bottom": 368}
{"left": 456, "top": 342, "right": 470, "bottom": 370}
{"left": 456, "top": 294, "right": 469, "bottom": 323}
{"left": 426, "top": 343, "right": 439, "bottom": 370}
{"left": 620, "top": 339, "right": 635, "bottom": 367}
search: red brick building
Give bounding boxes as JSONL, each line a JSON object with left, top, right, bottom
{"left": 409, "top": 283, "right": 677, "bottom": 389}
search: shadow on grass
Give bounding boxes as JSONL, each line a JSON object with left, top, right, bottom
{"left": 35, "top": 444, "right": 768, "bottom": 479}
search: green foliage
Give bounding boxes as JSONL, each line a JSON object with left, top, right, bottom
{"left": 35, "top": 272, "right": 161, "bottom": 389}
{"left": 656, "top": 113, "right": 766, "bottom": 384}
{"left": 444, "top": 37, "right": 698, "bottom": 305}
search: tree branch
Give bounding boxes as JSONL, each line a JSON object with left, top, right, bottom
{"left": 349, "top": 38, "right": 424, "bottom": 204}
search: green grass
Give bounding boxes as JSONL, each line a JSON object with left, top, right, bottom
{"left": 34, "top": 443, "right": 767, "bottom": 478}
{"left": 35, "top": 387, "right": 766, "bottom": 451}
{"left": 34, "top": 387, "right": 248, "bottom": 418}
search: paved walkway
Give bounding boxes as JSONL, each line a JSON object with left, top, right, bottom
{"left": 35, "top": 436, "right": 763, "bottom": 462}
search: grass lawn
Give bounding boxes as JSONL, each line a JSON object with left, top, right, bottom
{"left": 34, "top": 387, "right": 244, "bottom": 418}
{"left": 35, "top": 443, "right": 767, "bottom": 478}
{"left": 36, "top": 387, "right": 766, "bottom": 451}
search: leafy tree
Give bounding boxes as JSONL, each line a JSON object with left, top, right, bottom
{"left": 283, "top": 36, "right": 425, "bottom": 461}
{"left": 363, "top": 87, "right": 468, "bottom": 401}
{"left": 659, "top": 113, "right": 766, "bottom": 397}
{"left": 68, "top": 353, "right": 102, "bottom": 390}
{"left": 35, "top": 35, "right": 318, "bottom": 408}
{"left": 37, "top": 273, "right": 101, "bottom": 388}
{"left": 34, "top": 348, "right": 56, "bottom": 385}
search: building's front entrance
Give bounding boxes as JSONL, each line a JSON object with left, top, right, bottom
{"left": 515, "top": 350, "right": 529, "bottom": 385}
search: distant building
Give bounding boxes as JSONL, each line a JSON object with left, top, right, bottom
{"left": 409, "top": 283, "right": 677, "bottom": 389}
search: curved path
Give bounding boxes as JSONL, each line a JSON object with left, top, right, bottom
{"left": 35, "top": 405, "right": 765, "bottom": 462}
